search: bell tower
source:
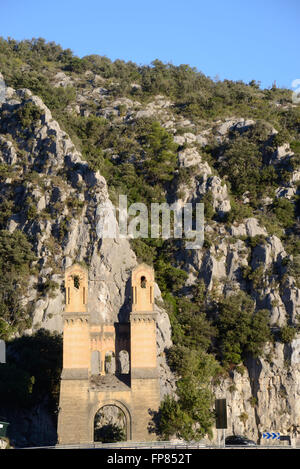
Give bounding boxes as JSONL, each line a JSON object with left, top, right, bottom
{"left": 57, "top": 264, "right": 91, "bottom": 445}
{"left": 65, "top": 264, "right": 87, "bottom": 314}
{"left": 130, "top": 264, "right": 156, "bottom": 371}
{"left": 130, "top": 264, "right": 160, "bottom": 440}
{"left": 62, "top": 264, "right": 90, "bottom": 371}
{"left": 57, "top": 262, "right": 160, "bottom": 445}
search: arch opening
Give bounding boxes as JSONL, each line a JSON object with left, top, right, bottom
{"left": 94, "top": 405, "right": 127, "bottom": 443}
{"left": 118, "top": 350, "right": 129, "bottom": 374}
{"left": 73, "top": 275, "right": 80, "bottom": 289}
{"left": 140, "top": 275, "right": 147, "bottom": 288}
{"left": 105, "top": 351, "right": 116, "bottom": 374}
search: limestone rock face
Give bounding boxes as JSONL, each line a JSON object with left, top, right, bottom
{"left": 177, "top": 148, "right": 231, "bottom": 217}
{"left": 1, "top": 73, "right": 300, "bottom": 446}
{"left": 213, "top": 340, "right": 300, "bottom": 445}
{"left": 229, "top": 218, "right": 268, "bottom": 237}
{"left": 251, "top": 235, "right": 286, "bottom": 271}
{"left": 53, "top": 71, "right": 73, "bottom": 88}
{"left": 133, "top": 95, "right": 174, "bottom": 126}
{"left": 0, "top": 136, "right": 17, "bottom": 164}
{"left": 0, "top": 86, "right": 173, "bottom": 399}
{"left": 178, "top": 147, "right": 202, "bottom": 168}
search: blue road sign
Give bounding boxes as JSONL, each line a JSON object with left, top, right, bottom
{"left": 262, "top": 432, "right": 280, "bottom": 440}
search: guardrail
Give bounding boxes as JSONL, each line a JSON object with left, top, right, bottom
{"left": 20, "top": 441, "right": 207, "bottom": 450}
{"left": 57, "top": 441, "right": 207, "bottom": 450}
{"left": 19, "top": 441, "right": 296, "bottom": 450}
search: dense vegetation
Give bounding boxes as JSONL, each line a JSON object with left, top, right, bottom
{"left": 0, "top": 229, "right": 37, "bottom": 339}
{"left": 0, "top": 329, "right": 62, "bottom": 410}
{"left": 0, "top": 37, "right": 296, "bottom": 124}
{"left": 0, "top": 37, "right": 300, "bottom": 443}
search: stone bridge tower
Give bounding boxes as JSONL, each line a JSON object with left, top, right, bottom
{"left": 57, "top": 263, "right": 160, "bottom": 445}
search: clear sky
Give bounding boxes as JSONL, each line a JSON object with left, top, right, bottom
{"left": 1, "top": 0, "right": 299, "bottom": 90}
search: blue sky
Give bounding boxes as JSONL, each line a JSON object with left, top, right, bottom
{"left": 1, "top": 0, "right": 299, "bottom": 90}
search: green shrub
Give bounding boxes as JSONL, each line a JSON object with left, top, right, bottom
{"left": 248, "top": 234, "right": 267, "bottom": 248}
{"left": 0, "top": 363, "right": 34, "bottom": 406}
{"left": 290, "top": 140, "right": 300, "bottom": 153}
{"left": 279, "top": 325, "right": 297, "bottom": 344}
{"left": 0, "top": 330, "right": 62, "bottom": 410}
{"left": 175, "top": 296, "right": 216, "bottom": 351}
{"left": 16, "top": 102, "right": 43, "bottom": 130}
{"left": 248, "top": 264, "right": 265, "bottom": 289}
{"left": 215, "top": 291, "right": 271, "bottom": 366}
{"left": 0, "top": 229, "right": 36, "bottom": 338}
{"left": 94, "top": 423, "right": 126, "bottom": 443}
{"left": 226, "top": 199, "right": 254, "bottom": 223}
{"left": 202, "top": 191, "right": 215, "bottom": 220}
{"left": 0, "top": 199, "right": 14, "bottom": 227}
{"left": 26, "top": 197, "right": 38, "bottom": 220}
{"left": 272, "top": 129, "right": 291, "bottom": 147}
{"left": 36, "top": 279, "right": 59, "bottom": 297}
{"left": 140, "top": 121, "right": 178, "bottom": 186}
{"left": 129, "top": 238, "right": 156, "bottom": 265}
{"left": 155, "top": 259, "right": 188, "bottom": 294}
{"left": 273, "top": 198, "right": 295, "bottom": 228}
{"left": 158, "top": 347, "right": 221, "bottom": 440}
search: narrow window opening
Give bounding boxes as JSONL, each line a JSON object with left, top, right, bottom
{"left": 91, "top": 350, "right": 101, "bottom": 375}
{"left": 140, "top": 276, "right": 147, "bottom": 288}
{"left": 73, "top": 275, "right": 80, "bottom": 289}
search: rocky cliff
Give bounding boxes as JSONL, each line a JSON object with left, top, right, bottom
{"left": 0, "top": 78, "right": 175, "bottom": 397}
{"left": 0, "top": 44, "right": 300, "bottom": 446}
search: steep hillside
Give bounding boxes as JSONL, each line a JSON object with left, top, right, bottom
{"left": 0, "top": 38, "right": 300, "bottom": 446}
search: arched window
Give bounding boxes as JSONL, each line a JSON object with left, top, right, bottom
{"left": 118, "top": 350, "right": 129, "bottom": 374}
{"left": 105, "top": 352, "right": 115, "bottom": 374}
{"left": 65, "top": 265, "right": 88, "bottom": 313}
{"left": 94, "top": 405, "right": 127, "bottom": 443}
{"left": 73, "top": 275, "right": 80, "bottom": 289}
{"left": 140, "top": 276, "right": 147, "bottom": 288}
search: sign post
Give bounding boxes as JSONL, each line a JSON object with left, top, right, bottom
{"left": 215, "top": 399, "right": 227, "bottom": 448}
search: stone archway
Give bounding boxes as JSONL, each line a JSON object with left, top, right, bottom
{"left": 94, "top": 405, "right": 126, "bottom": 443}
{"left": 91, "top": 400, "right": 132, "bottom": 443}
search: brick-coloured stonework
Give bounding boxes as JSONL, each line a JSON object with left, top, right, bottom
{"left": 57, "top": 263, "right": 160, "bottom": 444}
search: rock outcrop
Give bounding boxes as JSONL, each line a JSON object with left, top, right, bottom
{"left": 0, "top": 85, "right": 175, "bottom": 403}
{"left": 1, "top": 68, "right": 300, "bottom": 446}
